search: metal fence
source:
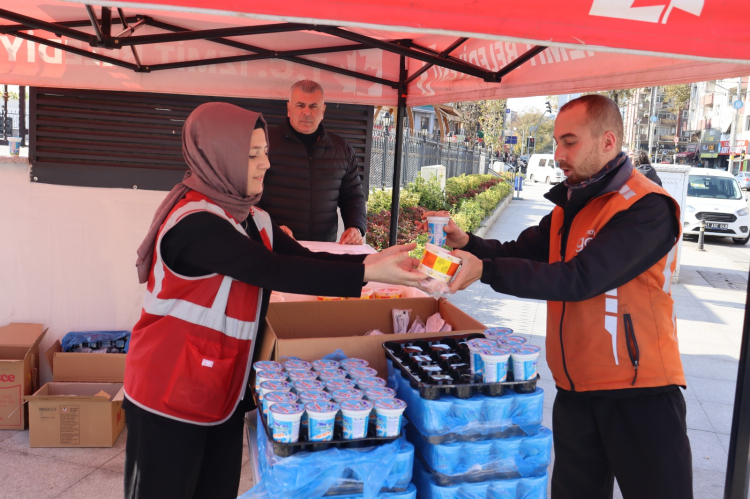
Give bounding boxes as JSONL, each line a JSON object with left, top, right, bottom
{"left": 369, "top": 128, "right": 491, "bottom": 190}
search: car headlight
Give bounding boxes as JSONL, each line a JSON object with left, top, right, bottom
{"left": 738, "top": 208, "right": 749, "bottom": 217}
{"left": 687, "top": 205, "right": 696, "bottom": 213}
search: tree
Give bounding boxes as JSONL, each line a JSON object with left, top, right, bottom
{"left": 662, "top": 84, "right": 691, "bottom": 116}
{"left": 477, "top": 99, "right": 507, "bottom": 154}
{"left": 509, "top": 108, "right": 555, "bottom": 156}
{"left": 583, "top": 88, "right": 636, "bottom": 107}
{"left": 452, "top": 101, "right": 483, "bottom": 141}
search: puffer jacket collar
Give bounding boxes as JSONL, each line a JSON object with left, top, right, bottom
{"left": 279, "top": 119, "right": 334, "bottom": 149}
{"left": 544, "top": 156, "right": 635, "bottom": 210}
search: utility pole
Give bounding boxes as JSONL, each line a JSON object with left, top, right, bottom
{"left": 728, "top": 77, "right": 743, "bottom": 174}
{"left": 648, "top": 86, "right": 657, "bottom": 162}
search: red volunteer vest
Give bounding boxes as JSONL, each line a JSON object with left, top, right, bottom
{"left": 546, "top": 170, "right": 686, "bottom": 391}
{"left": 124, "top": 191, "right": 273, "bottom": 424}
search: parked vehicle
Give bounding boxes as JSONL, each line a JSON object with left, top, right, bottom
{"left": 685, "top": 168, "right": 750, "bottom": 245}
{"left": 526, "top": 154, "right": 564, "bottom": 184}
{"left": 735, "top": 171, "right": 750, "bottom": 190}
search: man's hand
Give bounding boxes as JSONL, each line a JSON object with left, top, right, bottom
{"left": 448, "top": 250, "right": 483, "bottom": 293}
{"left": 279, "top": 225, "right": 295, "bottom": 240}
{"left": 363, "top": 243, "right": 424, "bottom": 286}
{"left": 416, "top": 211, "right": 471, "bottom": 249}
{"left": 339, "top": 227, "right": 364, "bottom": 245}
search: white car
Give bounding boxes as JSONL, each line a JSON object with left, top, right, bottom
{"left": 735, "top": 171, "right": 750, "bottom": 190}
{"left": 684, "top": 168, "right": 750, "bottom": 245}
{"left": 526, "top": 154, "right": 564, "bottom": 184}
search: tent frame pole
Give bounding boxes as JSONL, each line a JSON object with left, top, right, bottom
{"left": 388, "top": 55, "right": 408, "bottom": 247}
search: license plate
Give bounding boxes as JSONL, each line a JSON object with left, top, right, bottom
{"left": 705, "top": 222, "right": 728, "bottom": 230}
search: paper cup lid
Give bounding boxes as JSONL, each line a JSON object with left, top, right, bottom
{"left": 374, "top": 398, "right": 407, "bottom": 411}
{"left": 298, "top": 390, "right": 331, "bottom": 402}
{"left": 364, "top": 387, "right": 397, "bottom": 399}
{"left": 312, "top": 359, "right": 340, "bottom": 370}
{"left": 287, "top": 370, "right": 317, "bottom": 380}
{"left": 257, "top": 370, "right": 287, "bottom": 380}
{"left": 253, "top": 361, "right": 282, "bottom": 371}
{"left": 264, "top": 391, "right": 298, "bottom": 403}
{"left": 331, "top": 389, "right": 363, "bottom": 400}
{"left": 467, "top": 338, "right": 496, "bottom": 349}
{"left": 340, "top": 358, "right": 369, "bottom": 368}
{"left": 325, "top": 379, "right": 357, "bottom": 391}
{"left": 269, "top": 402, "right": 304, "bottom": 416}
{"left": 339, "top": 399, "right": 373, "bottom": 412}
{"left": 317, "top": 368, "right": 347, "bottom": 378}
{"left": 356, "top": 377, "right": 387, "bottom": 387}
{"left": 347, "top": 367, "right": 378, "bottom": 378}
{"left": 501, "top": 336, "right": 528, "bottom": 346}
{"left": 479, "top": 347, "right": 511, "bottom": 357}
{"left": 259, "top": 381, "right": 292, "bottom": 392}
{"left": 283, "top": 360, "right": 312, "bottom": 370}
{"left": 484, "top": 327, "right": 513, "bottom": 337}
{"left": 305, "top": 401, "right": 339, "bottom": 414}
{"left": 293, "top": 380, "right": 325, "bottom": 391}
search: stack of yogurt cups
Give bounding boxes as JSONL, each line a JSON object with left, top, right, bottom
{"left": 252, "top": 357, "right": 407, "bottom": 444}
{"left": 467, "top": 328, "right": 542, "bottom": 383}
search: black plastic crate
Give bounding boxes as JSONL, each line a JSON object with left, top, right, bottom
{"left": 253, "top": 391, "right": 400, "bottom": 457}
{"left": 383, "top": 334, "right": 539, "bottom": 400}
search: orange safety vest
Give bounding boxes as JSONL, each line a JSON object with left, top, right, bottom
{"left": 546, "top": 170, "right": 686, "bottom": 392}
{"left": 124, "top": 191, "right": 273, "bottom": 424}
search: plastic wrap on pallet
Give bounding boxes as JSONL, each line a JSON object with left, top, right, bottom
{"left": 327, "top": 483, "right": 417, "bottom": 499}
{"left": 412, "top": 458, "right": 548, "bottom": 499}
{"left": 408, "top": 424, "right": 552, "bottom": 482}
{"left": 239, "top": 413, "right": 413, "bottom": 499}
{"left": 387, "top": 360, "right": 544, "bottom": 440}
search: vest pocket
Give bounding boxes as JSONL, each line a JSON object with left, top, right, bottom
{"left": 165, "top": 335, "right": 238, "bottom": 420}
{"left": 623, "top": 314, "right": 640, "bottom": 386}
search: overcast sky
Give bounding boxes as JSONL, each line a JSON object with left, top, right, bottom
{"left": 507, "top": 96, "right": 548, "bottom": 113}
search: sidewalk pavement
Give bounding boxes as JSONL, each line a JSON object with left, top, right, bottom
{"left": 447, "top": 181, "right": 749, "bottom": 499}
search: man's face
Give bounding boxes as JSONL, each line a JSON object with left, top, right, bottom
{"left": 287, "top": 89, "right": 326, "bottom": 134}
{"left": 553, "top": 104, "right": 615, "bottom": 184}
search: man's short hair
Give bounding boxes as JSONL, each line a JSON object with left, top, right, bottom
{"left": 290, "top": 80, "right": 324, "bottom": 99}
{"left": 632, "top": 150, "right": 651, "bottom": 167}
{"left": 559, "top": 94, "right": 623, "bottom": 150}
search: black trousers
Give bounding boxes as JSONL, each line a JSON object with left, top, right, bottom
{"left": 551, "top": 386, "right": 693, "bottom": 499}
{"left": 123, "top": 397, "right": 251, "bottom": 499}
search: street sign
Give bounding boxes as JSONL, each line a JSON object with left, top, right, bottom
{"left": 506, "top": 108, "right": 511, "bottom": 114}
{"left": 650, "top": 115, "right": 658, "bottom": 123}
{"left": 733, "top": 100, "right": 744, "bottom": 110}
{"left": 674, "top": 137, "right": 679, "bottom": 144}
{"left": 504, "top": 136, "right": 518, "bottom": 144}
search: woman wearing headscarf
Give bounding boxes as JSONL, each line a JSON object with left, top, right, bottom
{"left": 123, "top": 103, "right": 423, "bottom": 499}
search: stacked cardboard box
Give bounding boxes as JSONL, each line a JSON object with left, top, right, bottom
{"left": 0, "top": 323, "right": 47, "bottom": 430}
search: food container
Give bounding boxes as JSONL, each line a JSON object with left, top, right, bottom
{"left": 374, "top": 288, "right": 402, "bottom": 299}
{"left": 297, "top": 390, "right": 332, "bottom": 428}
{"left": 324, "top": 379, "right": 358, "bottom": 392}
{"left": 478, "top": 347, "right": 512, "bottom": 383}
{"left": 511, "top": 345, "right": 541, "bottom": 381}
{"left": 466, "top": 338, "right": 497, "bottom": 376}
{"left": 340, "top": 358, "right": 369, "bottom": 370}
{"left": 258, "top": 380, "right": 292, "bottom": 401}
{"left": 255, "top": 370, "right": 288, "bottom": 395}
{"left": 418, "top": 243, "right": 461, "bottom": 283}
{"left": 312, "top": 359, "right": 340, "bottom": 371}
{"left": 355, "top": 376, "right": 387, "bottom": 390}
{"left": 253, "top": 360, "right": 283, "bottom": 373}
{"left": 426, "top": 215, "right": 450, "bottom": 247}
{"left": 263, "top": 391, "right": 298, "bottom": 425}
{"left": 374, "top": 398, "right": 407, "bottom": 437}
{"left": 364, "top": 386, "right": 397, "bottom": 402}
{"left": 305, "top": 401, "right": 339, "bottom": 442}
{"left": 331, "top": 388, "right": 364, "bottom": 426}
{"left": 359, "top": 287, "right": 374, "bottom": 299}
{"left": 483, "top": 327, "right": 513, "bottom": 341}
{"left": 500, "top": 335, "right": 528, "bottom": 347}
{"left": 292, "top": 380, "right": 325, "bottom": 393}
{"left": 283, "top": 359, "right": 313, "bottom": 371}
{"left": 269, "top": 403, "right": 304, "bottom": 443}
{"left": 317, "top": 368, "right": 349, "bottom": 381}
{"left": 287, "top": 369, "right": 318, "bottom": 382}
{"left": 317, "top": 296, "right": 344, "bottom": 301}
{"left": 346, "top": 367, "right": 378, "bottom": 379}
{"left": 340, "top": 399, "right": 373, "bottom": 440}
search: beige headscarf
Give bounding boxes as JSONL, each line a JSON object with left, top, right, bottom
{"left": 135, "top": 102, "right": 268, "bottom": 283}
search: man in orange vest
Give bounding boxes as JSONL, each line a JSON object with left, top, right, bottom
{"left": 424, "top": 95, "right": 692, "bottom": 499}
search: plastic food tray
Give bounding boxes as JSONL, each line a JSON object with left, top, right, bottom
{"left": 253, "top": 391, "right": 400, "bottom": 457}
{"left": 383, "top": 334, "right": 539, "bottom": 400}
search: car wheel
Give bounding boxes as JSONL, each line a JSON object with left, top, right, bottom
{"left": 545, "top": 177, "right": 551, "bottom": 184}
{"left": 732, "top": 235, "right": 750, "bottom": 245}
{"left": 529, "top": 174, "right": 535, "bottom": 183}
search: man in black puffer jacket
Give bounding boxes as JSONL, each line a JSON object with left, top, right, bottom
{"left": 259, "top": 80, "right": 367, "bottom": 243}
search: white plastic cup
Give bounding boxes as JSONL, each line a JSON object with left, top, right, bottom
{"left": 426, "top": 216, "right": 450, "bottom": 247}
{"left": 364, "top": 387, "right": 396, "bottom": 402}
{"left": 511, "top": 345, "right": 542, "bottom": 381}
{"left": 500, "top": 335, "right": 528, "bottom": 348}
{"left": 283, "top": 359, "right": 313, "bottom": 371}
{"left": 340, "top": 399, "right": 373, "bottom": 440}
{"left": 255, "top": 370, "right": 288, "bottom": 395}
{"left": 312, "top": 359, "right": 340, "bottom": 371}
{"left": 355, "top": 376, "right": 387, "bottom": 390}
{"left": 346, "top": 367, "right": 378, "bottom": 379}
{"left": 259, "top": 380, "right": 293, "bottom": 403}
{"left": 483, "top": 327, "right": 513, "bottom": 341}
{"left": 269, "top": 403, "right": 304, "bottom": 443}
{"left": 340, "top": 358, "right": 369, "bottom": 370}
{"left": 467, "top": 338, "right": 496, "bottom": 376}
{"left": 374, "top": 398, "right": 407, "bottom": 437}
{"left": 418, "top": 243, "right": 462, "bottom": 283}
{"left": 287, "top": 369, "right": 318, "bottom": 382}
{"left": 331, "top": 388, "right": 363, "bottom": 427}
{"left": 262, "top": 391, "right": 297, "bottom": 426}
{"left": 297, "top": 390, "right": 331, "bottom": 428}
{"left": 479, "top": 347, "right": 512, "bottom": 383}
{"left": 253, "top": 361, "right": 283, "bottom": 373}
{"left": 317, "top": 368, "right": 349, "bottom": 382}
{"left": 305, "top": 401, "right": 339, "bottom": 442}
{"left": 292, "top": 380, "right": 325, "bottom": 393}
{"left": 324, "top": 379, "right": 358, "bottom": 392}
{"left": 7, "top": 137, "right": 21, "bottom": 156}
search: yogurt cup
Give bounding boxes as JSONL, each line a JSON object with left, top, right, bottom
{"left": 359, "top": 287, "right": 374, "bottom": 299}
{"left": 467, "top": 338, "right": 497, "bottom": 376}
{"left": 483, "top": 327, "right": 513, "bottom": 341}
{"left": 317, "top": 368, "right": 349, "bottom": 381}
{"left": 269, "top": 403, "right": 304, "bottom": 443}
{"left": 253, "top": 360, "right": 283, "bottom": 373}
{"left": 418, "top": 243, "right": 461, "bottom": 283}
{"left": 287, "top": 369, "right": 318, "bottom": 382}
{"left": 312, "top": 359, "right": 340, "bottom": 371}
{"left": 283, "top": 359, "right": 313, "bottom": 371}
{"left": 340, "top": 399, "right": 373, "bottom": 440}
{"left": 255, "top": 370, "right": 288, "bottom": 395}
{"left": 297, "top": 390, "right": 332, "bottom": 428}
{"left": 346, "top": 367, "right": 378, "bottom": 379}
{"left": 374, "top": 288, "right": 402, "bottom": 299}
{"left": 324, "top": 379, "right": 358, "bottom": 392}
{"left": 499, "top": 335, "right": 528, "bottom": 347}
{"left": 478, "top": 347, "right": 512, "bottom": 383}
{"left": 374, "top": 398, "right": 407, "bottom": 437}
{"left": 263, "top": 391, "right": 298, "bottom": 426}
{"left": 364, "top": 387, "right": 397, "bottom": 402}
{"left": 305, "top": 401, "right": 339, "bottom": 442}
{"left": 258, "top": 380, "right": 293, "bottom": 401}
{"left": 340, "top": 358, "right": 369, "bottom": 370}
{"left": 292, "top": 380, "right": 325, "bottom": 393}
{"left": 317, "top": 295, "right": 344, "bottom": 301}
{"left": 426, "top": 215, "right": 450, "bottom": 247}
{"left": 511, "top": 345, "right": 541, "bottom": 381}
{"left": 331, "top": 388, "right": 364, "bottom": 427}
{"left": 355, "top": 376, "right": 387, "bottom": 390}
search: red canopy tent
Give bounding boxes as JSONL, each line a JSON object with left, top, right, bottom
{"left": 1, "top": 2, "right": 750, "bottom": 496}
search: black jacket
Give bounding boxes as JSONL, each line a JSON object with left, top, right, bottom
{"left": 259, "top": 120, "right": 367, "bottom": 242}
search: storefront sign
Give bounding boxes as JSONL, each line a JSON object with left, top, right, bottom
{"left": 719, "top": 139, "right": 749, "bottom": 155}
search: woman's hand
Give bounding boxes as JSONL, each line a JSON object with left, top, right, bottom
{"left": 416, "top": 211, "right": 471, "bottom": 249}
{"left": 363, "top": 243, "right": 424, "bottom": 286}
{"left": 447, "top": 250, "right": 483, "bottom": 293}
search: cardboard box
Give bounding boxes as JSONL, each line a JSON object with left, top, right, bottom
{"left": 0, "top": 323, "right": 47, "bottom": 430}
{"left": 257, "top": 297, "right": 485, "bottom": 379}
{"left": 26, "top": 382, "right": 125, "bottom": 447}
{"left": 45, "top": 340, "right": 126, "bottom": 382}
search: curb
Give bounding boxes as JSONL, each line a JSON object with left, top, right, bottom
{"left": 474, "top": 193, "right": 512, "bottom": 239}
